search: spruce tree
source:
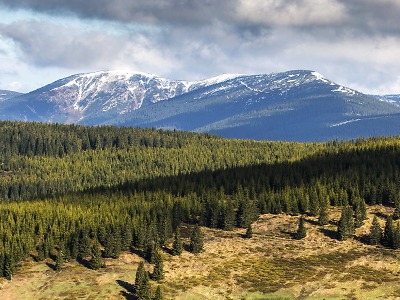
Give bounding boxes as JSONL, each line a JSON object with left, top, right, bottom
{"left": 88, "top": 241, "right": 104, "bottom": 270}
{"left": 296, "top": 217, "right": 307, "bottom": 239}
{"left": 77, "top": 230, "right": 91, "bottom": 260}
{"left": 152, "top": 250, "right": 164, "bottom": 281}
{"left": 338, "top": 206, "right": 355, "bottom": 240}
{"left": 245, "top": 224, "right": 253, "bottom": 239}
{"left": 369, "top": 216, "right": 382, "bottom": 245}
{"left": 134, "top": 261, "right": 145, "bottom": 291}
{"left": 354, "top": 197, "right": 367, "bottom": 228}
{"left": 55, "top": 249, "right": 64, "bottom": 271}
{"left": 103, "top": 230, "right": 122, "bottom": 259}
{"left": 383, "top": 216, "right": 394, "bottom": 247}
{"left": 393, "top": 224, "right": 400, "bottom": 249}
{"left": 393, "top": 199, "right": 400, "bottom": 220}
{"left": 171, "top": 229, "right": 183, "bottom": 256}
{"left": 153, "top": 285, "right": 163, "bottom": 300}
{"left": 4, "top": 253, "right": 14, "bottom": 281}
{"left": 135, "top": 269, "right": 151, "bottom": 300}
{"left": 318, "top": 196, "right": 330, "bottom": 226}
{"left": 189, "top": 225, "right": 204, "bottom": 254}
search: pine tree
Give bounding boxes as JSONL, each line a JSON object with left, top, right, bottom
{"left": 222, "top": 200, "right": 236, "bottom": 231}
{"left": 393, "top": 224, "right": 400, "bottom": 249}
{"left": 296, "top": 217, "right": 307, "bottom": 239}
{"left": 134, "top": 261, "right": 145, "bottom": 291}
{"left": 369, "top": 216, "right": 382, "bottom": 245}
{"left": 103, "top": 230, "right": 122, "bottom": 259}
{"left": 4, "top": 253, "right": 14, "bottom": 281}
{"left": 88, "top": 241, "right": 104, "bottom": 270}
{"left": 153, "top": 285, "right": 163, "bottom": 300}
{"left": 189, "top": 225, "right": 204, "bottom": 254}
{"left": 245, "top": 224, "right": 253, "bottom": 239}
{"left": 77, "top": 230, "right": 91, "bottom": 260}
{"left": 393, "top": 199, "right": 400, "bottom": 220}
{"left": 383, "top": 216, "right": 394, "bottom": 247}
{"left": 337, "top": 206, "right": 355, "bottom": 240}
{"left": 151, "top": 250, "right": 164, "bottom": 281}
{"left": 318, "top": 196, "right": 330, "bottom": 226}
{"left": 145, "top": 242, "right": 157, "bottom": 264}
{"left": 135, "top": 269, "right": 151, "bottom": 300}
{"left": 171, "top": 228, "right": 183, "bottom": 256}
{"left": 354, "top": 197, "right": 367, "bottom": 228}
{"left": 55, "top": 249, "right": 64, "bottom": 271}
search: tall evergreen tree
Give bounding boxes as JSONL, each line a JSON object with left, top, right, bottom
{"left": 369, "top": 216, "right": 382, "bottom": 245}
{"left": 135, "top": 261, "right": 146, "bottom": 292}
{"left": 151, "top": 250, "right": 164, "bottom": 281}
{"left": 88, "top": 241, "right": 104, "bottom": 270}
{"left": 135, "top": 269, "right": 151, "bottom": 300}
{"left": 338, "top": 206, "right": 355, "bottom": 240}
{"left": 189, "top": 225, "right": 204, "bottom": 254}
{"left": 383, "top": 216, "right": 394, "bottom": 247}
{"left": 296, "top": 217, "right": 307, "bottom": 239}
{"left": 171, "top": 228, "right": 183, "bottom": 256}
{"left": 55, "top": 249, "right": 64, "bottom": 271}
{"left": 77, "top": 230, "right": 91, "bottom": 260}
{"left": 353, "top": 197, "right": 367, "bottom": 228}
{"left": 393, "top": 224, "right": 400, "bottom": 249}
{"left": 318, "top": 196, "right": 330, "bottom": 226}
{"left": 4, "top": 253, "right": 15, "bottom": 281}
{"left": 245, "top": 224, "right": 253, "bottom": 239}
{"left": 153, "top": 285, "right": 163, "bottom": 300}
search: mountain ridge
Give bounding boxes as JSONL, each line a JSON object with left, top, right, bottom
{"left": 1, "top": 70, "right": 399, "bottom": 141}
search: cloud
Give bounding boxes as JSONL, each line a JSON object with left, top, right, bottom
{"left": 2, "top": 0, "right": 400, "bottom": 37}
{"left": 0, "top": 0, "right": 235, "bottom": 26}
{"left": 1, "top": 0, "right": 400, "bottom": 94}
{"left": 0, "top": 20, "right": 176, "bottom": 73}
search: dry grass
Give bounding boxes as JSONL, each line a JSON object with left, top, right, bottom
{"left": 2, "top": 206, "right": 400, "bottom": 300}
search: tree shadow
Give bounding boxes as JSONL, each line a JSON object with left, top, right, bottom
{"left": 77, "top": 257, "right": 91, "bottom": 269}
{"left": 373, "top": 211, "right": 389, "bottom": 220}
{"left": 304, "top": 218, "right": 319, "bottom": 226}
{"left": 163, "top": 247, "right": 175, "bottom": 256}
{"left": 130, "top": 248, "right": 146, "bottom": 260}
{"left": 117, "top": 279, "right": 134, "bottom": 293}
{"left": 183, "top": 243, "right": 191, "bottom": 252}
{"left": 120, "top": 291, "right": 136, "bottom": 300}
{"left": 46, "top": 261, "right": 56, "bottom": 271}
{"left": 117, "top": 280, "right": 136, "bottom": 300}
{"left": 319, "top": 228, "right": 339, "bottom": 240}
{"left": 354, "top": 234, "right": 370, "bottom": 245}
{"left": 280, "top": 230, "right": 297, "bottom": 239}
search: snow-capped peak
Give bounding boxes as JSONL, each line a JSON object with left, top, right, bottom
{"left": 311, "top": 71, "right": 330, "bottom": 83}
{"left": 192, "top": 73, "right": 243, "bottom": 87}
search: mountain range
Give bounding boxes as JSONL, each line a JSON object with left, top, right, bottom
{"left": 0, "top": 70, "right": 399, "bottom": 141}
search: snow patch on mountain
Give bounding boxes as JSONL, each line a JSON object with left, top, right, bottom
{"left": 332, "top": 86, "right": 356, "bottom": 96}
{"left": 330, "top": 119, "right": 362, "bottom": 127}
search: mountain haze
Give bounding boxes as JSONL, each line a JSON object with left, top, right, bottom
{"left": 1, "top": 70, "right": 399, "bottom": 141}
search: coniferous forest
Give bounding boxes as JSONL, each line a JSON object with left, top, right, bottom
{"left": 1, "top": 121, "right": 400, "bottom": 297}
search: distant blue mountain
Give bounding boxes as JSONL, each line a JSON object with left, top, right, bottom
{"left": 0, "top": 90, "right": 22, "bottom": 102}
{"left": 1, "top": 70, "right": 400, "bottom": 141}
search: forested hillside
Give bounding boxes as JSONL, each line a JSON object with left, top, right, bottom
{"left": 1, "top": 121, "right": 400, "bottom": 285}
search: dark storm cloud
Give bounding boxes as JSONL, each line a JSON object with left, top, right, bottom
{"left": 337, "top": 0, "right": 400, "bottom": 36}
{"left": 2, "top": 0, "right": 400, "bottom": 37}
{"left": 0, "top": 0, "right": 235, "bottom": 25}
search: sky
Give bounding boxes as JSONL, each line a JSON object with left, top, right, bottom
{"left": 0, "top": 0, "right": 400, "bottom": 95}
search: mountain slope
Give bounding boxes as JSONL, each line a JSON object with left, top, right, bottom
{"left": 1, "top": 70, "right": 400, "bottom": 141}
{"left": 0, "top": 90, "right": 22, "bottom": 102}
